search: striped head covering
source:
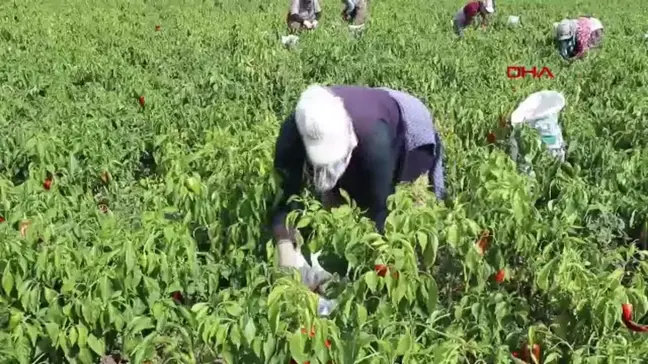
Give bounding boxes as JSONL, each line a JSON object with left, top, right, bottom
{"left": 555, "top": 19, "right": 578, "bottom": 40}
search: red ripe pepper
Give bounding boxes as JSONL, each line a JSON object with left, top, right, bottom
{"left": 171, "top": 291, "right": 184, "bottom": 303}
{"left": 374, "top": 264, "right": 399, "bottom": 279}
{"left": 494, "top": 269, "right": 506, "bottom": 283}
{"left": 301, "top": 327, "right": 315, "bottom": 338}
{"left": 531, "top": 344, "right": 541, "bottom": 362}
{"left": 138, "top": 96, "right": 145, "bottom": 108}
{"left": 621, "top": 303, "right": 648, "bottom": 332}
{"left": 519, "top": 343, "right": 541, "bottom": 363}
{"left": 0, "top": 216, "right": 5, "bottom": 223}
{"left": 475, "top": 230, "right": 490, "bottom": 255}
{"left": 301, "top": 327, "right": 332, "bottom": 348}
{"left": 487, "top": 131, "right": 497, "bottom": 144}
{"left": 375, "top": 264, "right": 388, "bottom": 277}
{"left": 43, "top": 177, "right": 53, "bottom": 190}
{"left": 533, "top": 344, "right": 541, "bottom": 361}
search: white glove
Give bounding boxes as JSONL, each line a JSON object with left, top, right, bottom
{"left": 303, "top": 20, "right": 313, "bottom": 29}
{"left": 277, "top": 239, "right": 301, "bottom": 267}
{"left": 299, "top": 265, "right": 333, "bottom": 292}
{"left": 277, "top": 241, "right": 332, "bottom": 292}
{"left": 310, "top": 250, "right": 324, "bottom": 271}
{"left": 311, "top": 20, "right": 319, "bottom": 28}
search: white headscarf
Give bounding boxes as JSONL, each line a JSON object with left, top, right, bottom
{"left": 311, "top": 136, "right": 356, "bottom": 192}
{"left": 484, "top": 0, "right": 494, "bottom": 13}
{"left": 295, "top": 85, "right": 358, "bottom": 192}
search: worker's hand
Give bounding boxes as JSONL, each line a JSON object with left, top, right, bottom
{"left": 299, "top": 265, "right": 333, "bottom": 292}
{"left": 303, "top": 20, "right": 313, "bottom": 29}
{"left": 311, "top": 20, "right": 318, "bottom": 28}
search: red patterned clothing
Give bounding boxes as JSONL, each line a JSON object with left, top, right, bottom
{"left": 574, "top": 17, "right": 593, "bottom": 58}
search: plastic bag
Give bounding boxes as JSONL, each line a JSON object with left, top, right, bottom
{"left": 508, "top": 15, "right": 520, "bottom": 25}
{"left": 509, "top": 91, "right": 566, "bottom": 173}
{"left": 281, "top": 35, "right": 299, "bottom": 48}
{"left": 318, "top": 297, "right": 337, "bottom": 316}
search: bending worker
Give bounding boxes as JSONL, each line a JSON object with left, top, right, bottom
{"left": 555, "top": 17, "right": 604, "bottom": 60}
{"left": 287, "top": 0, "right": 321, "bottom": 32}
{"left": 453, "top": 0, "right": 493, "bottom": 37}
{"left": 271, "top": 84, "right": 445, "bottom": 289}
{"left": 341, "top": 0, "right": 369, "bottom": 28}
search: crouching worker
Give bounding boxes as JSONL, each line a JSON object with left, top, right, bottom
{"left": 271, "top": 85, "right": 446, "bottom": 290}
{"left": 287, "top": 0, "right": 321, "bottom": 33}
{"left": 555, "top": 17, "right": 604, "bottom": 60}
{"left": 453, "top": 1, "right": 492, "bottom": 37}
{"left": 341, "top": 0, "right": 369, "bottom": 28}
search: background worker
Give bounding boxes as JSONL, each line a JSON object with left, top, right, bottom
{"left": 287, "top": 0, "right": 322, "bottom": 33}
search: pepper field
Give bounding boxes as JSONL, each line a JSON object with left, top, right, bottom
{"left": 1, "top": 0, "right": 648, "bottom": 362}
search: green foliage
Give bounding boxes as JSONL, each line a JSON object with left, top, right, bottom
{"left": 1, "top": 0, "right": 648, "bottom": 362}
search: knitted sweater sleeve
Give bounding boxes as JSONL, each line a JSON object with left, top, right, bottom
{"left": 361, "top": 120, "right": 396, "bottom": 234}
{"left": 272, "top": 113, "right": 306, "bottom": 240}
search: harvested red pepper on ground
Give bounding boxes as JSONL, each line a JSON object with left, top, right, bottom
{"left": 621, "top": 303, "right": 648, "bottom": 332}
